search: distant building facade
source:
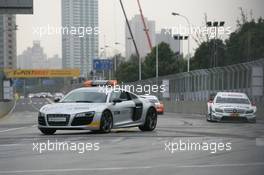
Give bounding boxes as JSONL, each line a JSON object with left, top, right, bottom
{"left": 0, "top": 15, "right": 17, "bottom": 69}
{"left": 17, "top": 41, "right": 61, "bottom": 69}
{"left": 156, "top": 29, "right": 182, "bottom": 54}
{"left": 61, "top": 0, "right": 99, "bottom": 77}
{"left": 125, "top": 15, "right": 155, "bottom": 60}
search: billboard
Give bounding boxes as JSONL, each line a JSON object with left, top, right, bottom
{"left": 4, "top": 69, "right": 80, "bottom": 78}
{"left": 0, "top": 0, "right": 33, "bottom": 14}
{"left": 162, "top": 79, "right": 170, "bottom": 98}
{"left": 93, "top": 59, "right": 113, "bottom": 71}
{"left": 3, "top": 80, "right": 13, "bottom": 100}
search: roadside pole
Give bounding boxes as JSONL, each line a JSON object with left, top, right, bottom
{"left": 0, "top": 70, "right": 3, "bottom": 99}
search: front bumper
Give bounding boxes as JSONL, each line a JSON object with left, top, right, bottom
{"left": 38, "top": 112, "right": 102, "bottom": 130}
{"left": 211, "top": 112, "right": 256, "bottom": 122}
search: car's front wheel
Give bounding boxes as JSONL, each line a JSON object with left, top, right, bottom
{"left": 99, "top": 110, "right": 113, "bottom": 133}
{"left": 39, "top": 128, "right": 56, "bottom": 135}
{"left": 139, "top": 107, "right": 157, "bottom": 131}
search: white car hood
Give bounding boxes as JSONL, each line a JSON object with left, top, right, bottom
{"left": 40, "top": 103, "right": 107, "bottom": 114}
{"left": 214, "top": 103, "right": 251, "bottom": 109}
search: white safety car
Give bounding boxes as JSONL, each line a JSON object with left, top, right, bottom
{"left": 38, "top": 87, "right": 157, "bottom": 135}
{"left": 207, "top": 92, "right": 257, "bottom": 122}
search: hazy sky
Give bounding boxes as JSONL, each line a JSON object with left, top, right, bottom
{"left": 16, "top": 0, "right": 264, "bottom": 58}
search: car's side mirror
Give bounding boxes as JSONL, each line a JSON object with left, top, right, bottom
{"left": 54, "top": 98, "right": 61, "bottom": 103}
{"left": 112, "top": 98, "right": 122, "bottom": 105}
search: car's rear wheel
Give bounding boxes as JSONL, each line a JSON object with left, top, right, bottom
{"left": 99, "top": 110, "right": 113, "bottom": 133}
{"left": 139, "top": 107, "right": 157, "bottom": 131}
{"left": 39, "top": 128, "right": 56, "bottom": 135}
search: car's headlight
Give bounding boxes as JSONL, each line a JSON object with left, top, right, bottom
{"left": 38, "top": 112, "right": 45, "bottom": 117}
{"left": 215, "top": 108, "right": 223, "bottom": 113}
{"left": 246, "top": 109, "right": 254, "bottom": 114}
{"left": 75, "top": 111, "right": 95, "bottom": 118}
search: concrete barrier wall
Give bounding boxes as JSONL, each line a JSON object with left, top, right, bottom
{"left": 0, "top": 101, "right": 14, "bottom": 118}
{"left": 163, "top": 100, "right": 264, "bottom": 118}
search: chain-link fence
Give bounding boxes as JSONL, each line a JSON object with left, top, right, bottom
{"left": 127, "top": 58, "right": 264, "bottom": 103}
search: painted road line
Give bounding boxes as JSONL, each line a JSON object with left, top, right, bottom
{"left": 0, "top": 162, "right": 264, "bottom": 174}
{"left": 0, "top": 125, "right": 35, "bottom": 133}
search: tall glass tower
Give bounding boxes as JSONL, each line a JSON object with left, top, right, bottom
{"left": 61, "top": 0, "right": 98, "bottom": 77}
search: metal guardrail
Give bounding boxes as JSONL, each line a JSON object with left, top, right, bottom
{"left": 64, "top": 59, "right": 264, "bottom": 103}
{"left": 127, "top": 58, "right": 264, "bottom": 102}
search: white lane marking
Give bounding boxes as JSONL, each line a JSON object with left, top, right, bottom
{"left": 2, "top": 100, "right": 17, "bottom": 119}
{"left": 0, "top": 144, "right": 23, "bottom": 147}
{"left": 0, "top": 125, "right": 35, "bottom": 133}
{"left": 0, "top": 162, "right": 264, "bottom": 174}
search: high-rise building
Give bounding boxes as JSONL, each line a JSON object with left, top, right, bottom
{"left": 0, "top": 15, "right": 17, "bottom": 69}
{"left": 61, "top": 0, "right": 99, "bottom": 77}
{"left": 47, "top": 54, "right": 62, "bottom": 69}
{"left": 17, "top": 41, "right": 62, "bottom": 69}
{"left": 17, "top": 41, "right": 47, "bottom": 69}
{"left": 125, "top": 15, "right": 155, "bottom": 60}
{"left": 156, "top": 29, "right": 182, "bottom": 54}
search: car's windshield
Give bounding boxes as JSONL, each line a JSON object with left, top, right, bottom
{"left": 215, "top": 97, "right": 250, "bottom": 104}
{"left": 61, "top": 91, "right": 107, "bottom": 103}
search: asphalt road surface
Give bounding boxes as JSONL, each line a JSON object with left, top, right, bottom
{"left": 0, "top": 97, "right": 264, "bottom": 175}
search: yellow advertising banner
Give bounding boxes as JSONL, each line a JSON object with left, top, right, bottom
{"left": 4, "top": 69, "right": 80, "bottom": 78}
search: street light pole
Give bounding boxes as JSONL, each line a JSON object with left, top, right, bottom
{"left": 172, "top": 12, "right": 191, "bottom": 72}
{"left": 119, "top": 0, "right": 141, "bottom": 80}
{"left": 156, "top": 43, "right": 158, "bottom": 83}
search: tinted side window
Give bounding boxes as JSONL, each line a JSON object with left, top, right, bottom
{"left": 110, "top": 91, "right": 121, "bottom": 102}
{"left": 120, "top": 91, "right": 130, "bottom": 101}
{"left": 129, "top": 93, "right": 138, "bottom": 99}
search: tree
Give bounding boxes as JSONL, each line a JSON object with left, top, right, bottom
{"left": 191, "top": 39, "right": 225, "bottom": 69}
{"left": 225, "top": 17, "right": 264, "bottom": 64}
{"left": 191, "top": 8, "right": 264, "bottom": 69}
{"left": 143, "top": 42, "right": 183, "bottom": 78}
{"left": 115, "top": 55, "right": 139, "bottom": 82}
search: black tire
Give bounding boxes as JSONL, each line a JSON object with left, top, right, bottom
{"left": 139, "top": 107, "right": 157, "bottom": 131}
{"left": 99, "top": 110, "right": 113, "bottom": 133}
{"left": 39, "top": 128, "right": 56, "bottom": 135}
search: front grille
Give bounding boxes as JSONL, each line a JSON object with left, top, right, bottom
{"left": 224, "top": 108, "right": 245, "bottom": 114}
{"left": 221, "top": 116, "right": 248, "bottom": 122}
{"left": 38, "top": 116, "right": 46, "bottom": 126}
{"left": 47, "top": 114, "right": 70, "bottom": 126}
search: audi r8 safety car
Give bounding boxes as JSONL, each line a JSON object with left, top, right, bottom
{"left": 38, "top": 87, "right": 157, "bottom": 135}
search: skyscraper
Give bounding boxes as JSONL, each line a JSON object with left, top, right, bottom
{"left": 156, "top": 29, "right": 182, "bottom": 54}
{"left": 0, "top": 14, "right": 16, "bottom": 69}
{"left": 125, "top": 15, "right": 155, "bottom": 60}
{"left": 61, "top": 0, "right": 98, "bottom": 77}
